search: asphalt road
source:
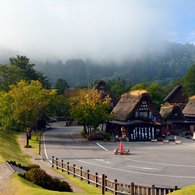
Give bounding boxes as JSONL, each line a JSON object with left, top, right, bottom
{"left": 42, "top": 122, "right": 195, "bottom": 189}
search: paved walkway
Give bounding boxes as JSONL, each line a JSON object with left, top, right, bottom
{"left": 18, "top": 133, "right": 87, "bottom": 194}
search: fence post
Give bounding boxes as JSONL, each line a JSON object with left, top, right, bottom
{"left": 105, "top": 175, "right": 107, "bottom": 191}
{"left": 56, "top": 158, "right": 58, "bottom": 169}
{"left": 73, "top": 164, "right": 75, "bottom": 177}
{"left": 101, "top": 174, "right": 105, "bottom": 195}
{"left": 152, "top": 185, "right": 155, "bottom": 195}
{"left": 80, "top": 167, "right": 83, "bottom": 180}
{"left": 95, "top": 172, "right": 98, "bottom": 187}
{"left": 114, "top": 179, "right": 117, "bottom": 195}
{"left": 52, "top": 156, "right": 54, "bottom": 167}
{"left": 61, "top": 160, "right": 64, "bottom": 172}
{"left": 131, "top": 182, "right": 134, "bottom": 195}
{"left": 67, "top": 162, "right": 69, "bottom": 174}
{"left": 87, "top": 170, "right": 90, "bottom": 184}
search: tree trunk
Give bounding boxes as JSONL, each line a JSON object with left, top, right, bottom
{"left": 26, "top": 133, "right": 29, "bottom": 146}
{"left": 83, "top": 124, "right": 87, "bottom": 134}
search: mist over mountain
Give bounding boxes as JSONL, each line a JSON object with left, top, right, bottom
{"left": 32, "top": 41, "right": 195, "bottom": 87}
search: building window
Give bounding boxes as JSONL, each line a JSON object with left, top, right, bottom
{"left": 140, "top": 112, "right": 148, "bottom": 118}
{"left": 100, "top": 89, "right": 104, "bottom": 94}
{"left": 135, "top": 111, "right": 139, "bottom": 118}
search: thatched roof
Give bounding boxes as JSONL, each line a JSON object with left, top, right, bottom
{"left": 183, "top": 96, "right": 195, "bottom": 115}
{"left": 113, "top": 90, "right": 160, "bottom": 122}
{"left": 160, "top": 104, "right": 185, "bottom": 120}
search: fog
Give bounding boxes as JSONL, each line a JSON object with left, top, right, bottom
{"left": 0, "top": 0, "right": 194, "bottom": 62}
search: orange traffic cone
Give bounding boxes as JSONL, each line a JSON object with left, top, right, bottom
{"left": 120, "top": 141, "right": 124, "bottom": 154}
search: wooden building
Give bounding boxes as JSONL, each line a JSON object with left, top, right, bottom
{"left": 160, "top": 104, "right": 188, "bottom": 135}
{"left": 96, "top": 80, "right": 118, "bottom": 108}
{"left": 163, "top": 84, "right": 188, "bottom": 110}
{"left": 182, "top": 96, "right": 195, "bottom": 135}
{"left": 108, "top": 90, "right": 162, "bottom": 141}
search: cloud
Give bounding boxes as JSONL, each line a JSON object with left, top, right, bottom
{"left": 0, "top": 0, "right": 190, "bottom": 61}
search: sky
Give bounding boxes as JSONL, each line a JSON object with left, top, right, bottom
{"left": 0, "top": 0, "right": 195, "bottom": 62}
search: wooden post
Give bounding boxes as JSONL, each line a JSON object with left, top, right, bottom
{"left": 61, "top": 160, "right": 64, "bottom": 172}
{"left": 67, "top": 162, "right": 69, "bottom": 175}
{"left": 101, "top": 174, "right": 105, "bottom": 195}
{"left": 105, "top": 175, "right": 107, "bottom": 191}
{"left": 52, "top": 156, "right": 54, "bottom": 167}
{"left": 73, "top": 164, "right": 75, "bottom": 177}
{"left": 87, "top": 170, "right": 90, "bottom": 184}
{"left": 114, "top": 179, "right": 117, "bottom": 195}
{"left": 152, "top": 185, "right": 155, "bottom": 195}
{"left": 131, "top": 182, "right": 134, "bottom": 195}
{"left": 56, "top": 158, "right": 58, "bottom": 169}
{"left": 80, "top": 167, "right": 83, "bottom": 180}
{"left": 95, "top": 172, "right": 98, "bottom": 187}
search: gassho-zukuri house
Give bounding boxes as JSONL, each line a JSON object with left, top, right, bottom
{"left": 107, "top": 90, "right": 162, "bottom": 141}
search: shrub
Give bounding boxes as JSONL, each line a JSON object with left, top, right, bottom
{"left": 96, "top": 134, "right": 103, "bottom": 140}
{"left": 24, "top": 168, "right": 72, "bottom": 192}
{"left": 24, "top": 168, "right": 52, "bottom": 189}
{"left": 87, "top": 133, "right": 95, "bottom": 141}
{"left": 27, "top": 164, "right": 40, "bottom": 169}
{"left": 103, "top": 133, "right": 110, "bottom": 140}
{"left": 49, "top": 178, "right": 72, "bottom": 192}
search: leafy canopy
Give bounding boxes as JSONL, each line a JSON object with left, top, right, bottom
{"left": 70, "top": 88, "right": 115, "bottom": 133}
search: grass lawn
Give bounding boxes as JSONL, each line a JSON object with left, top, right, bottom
{"left": 0, "top": 130, "right": 31, "bottom": 166}
{"left": 0, "top": 130, "right": 113, "bottom": 194}
{"left": 169, "top": 185, "right": 195, "bottom": 195}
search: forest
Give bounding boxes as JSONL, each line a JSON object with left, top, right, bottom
{"left": 34, "top": 41, "right": 195, "bottom": 88}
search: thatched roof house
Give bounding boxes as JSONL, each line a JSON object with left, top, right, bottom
{"left": 160, "top": 104, "right": 185, "bottom": 120}
{"left": 182, "top": 96, "right": 195, "bottom": 116}
{"left": 96, "top": 80, "right": 118, "bottom": 108}
{"left": 113, "top": 90, "right": 161, "bottom": 122}
{"left": 108, "top": 90, "right": 162, "bottom": 141}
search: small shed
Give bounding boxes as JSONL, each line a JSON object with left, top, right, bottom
{"left": 108, "top": 90, "right": 162, "bottom": 141}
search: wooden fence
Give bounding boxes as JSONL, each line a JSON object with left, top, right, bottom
{"left": 52, "top": 156, "right": 179, "bottom": 195}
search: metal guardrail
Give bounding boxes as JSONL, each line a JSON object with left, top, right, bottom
{"left": 52, "top": 156, "right": 179, "bottom": 195}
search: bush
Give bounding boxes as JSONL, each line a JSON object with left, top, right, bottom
{"left": 27, "top": 164, "right": 40, "bottom": 169}
{"left": 24, "top": 168, "right": 72, "bottom": 192}
{"left": 103, "top": 133, "right": 110, "bottom": 140}
{"left": 87, "top": 133, "right": 95, "bottom": 141}
{"left": 96, "top": 134, "right": 103, "bottom": 140}
{"left": 49, "top": 178, "right": 72, "bottom": 192}
{"left": 24, "top": 168, "right": 52, "bottom": 189}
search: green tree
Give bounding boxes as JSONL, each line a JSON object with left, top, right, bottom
{"left": 0, "top": 64, "right": 25, "bottom": 92}
{"left": 183, "top": 64, "right": 195, "bottom": 96}
{"left": 147, "top": 83, "right": 165, "bottom": 110}
{"left": 70, "top": 88, "right": 115, "bottom": 134}
{"left": 107, "top": 78, "right": 132, "bottom": 99}
{"left": 0, "top": 80, "right": 56, "bottom": 146}
{"left": 54, "top": 78, "right": 69, "bottom": 95}
{"left": 9, "top": 55, "right": 51, "bottom": 89}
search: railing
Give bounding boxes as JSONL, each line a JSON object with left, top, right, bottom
{"left": 52, "top": 156, "right": 179, "bottom": 195}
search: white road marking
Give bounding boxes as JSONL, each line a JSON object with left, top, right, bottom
{"left": 125, "top": 158, "right": 195, "bottom": 168}
{"left": 127, "top": 165, "right": 159, "bottom": 170}
{"left": 95, "top": 159, "right": 111, "bottom": 164}
{"left": 78, "top": 160, "right": 195, "bottom": 179}
{"left": 96, "top": 143, "right": 108, "bottom": 151}
{"left": 43, "top": 132, "right": 52, "bottom": 164}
